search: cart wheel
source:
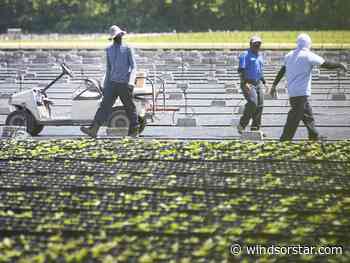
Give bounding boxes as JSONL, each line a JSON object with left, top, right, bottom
{"left": 107, "top": 110, "right": 130, "bottom": 128}
{"left": 5, "top": 110, "right": 44, "bottom": 136}
{"left": 108, "top": 110, "right": 147, "bottom": 134}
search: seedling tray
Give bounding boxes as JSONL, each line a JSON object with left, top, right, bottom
{"left": 1, "top": 138, "right": 350, "bottom": 262}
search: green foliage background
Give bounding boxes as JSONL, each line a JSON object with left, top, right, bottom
{"left": 0, "top": 0, "right": 349, "bottom": 33}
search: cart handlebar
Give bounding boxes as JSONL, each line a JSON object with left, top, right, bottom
{"left": 41, "top": 63, "right": 74, "bottom": 94}
{"left": 61, "top": 63, "right": 74, "bottom": 78}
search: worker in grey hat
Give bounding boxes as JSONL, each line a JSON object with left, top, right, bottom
{"left": 81, "top": 25, "right": 139, "bottom": 138}
{"left": 271, "top": 33, "right": 347, "bottom": 141}
{"left": 236, "top": 36, "right": 267, "bottom": 135}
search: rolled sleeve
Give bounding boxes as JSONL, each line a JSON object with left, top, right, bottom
{"left": 239, "top": 53, "right": 246, "bottom": 70}
{"left": 308, "top": 52, "right": 325, "bottom": 66}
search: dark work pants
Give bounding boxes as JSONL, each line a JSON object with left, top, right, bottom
{"left": 280, "top": 96, "right": 319, "bottom": 141}
{"left": 94, "top": 81, "right": 139, "bottom": 129}
{"left": 239, "top": 82, "right": 264, "bottom": 130}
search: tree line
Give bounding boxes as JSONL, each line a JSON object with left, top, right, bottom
{"left": 0, "top": 0, "right": 349, "bottom": 33}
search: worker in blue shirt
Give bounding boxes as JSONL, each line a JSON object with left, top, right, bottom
{"left": 237, "top": 36, "right": 266, "bottom": 135}
{"left": 81, "top": 25, "right": 139, "bottom": 138}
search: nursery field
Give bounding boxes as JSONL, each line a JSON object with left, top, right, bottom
{"left": 126, "top": 31, "right": 350, "bottom": 49}
{"left": 0, "top": 138, "right": 350, "bottom": 262}
{"left": 1, "top": 31, "right": 349, "bottom": 49}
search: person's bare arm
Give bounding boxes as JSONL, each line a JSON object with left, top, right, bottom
{"left": 321, "top": 61, "right": 347, "bottom": 71}
{"left": 270, "top": 66, "right": 286, "bottom": 96}
{"left": 238, "top": 67, "right": 252, "bottom": 95}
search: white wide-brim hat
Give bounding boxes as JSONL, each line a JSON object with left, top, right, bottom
{"left": 108, "top": 25, "right": 126, "bottom": 40}
{"left": 250, "top": 35, "right": 262, "bottom": 44}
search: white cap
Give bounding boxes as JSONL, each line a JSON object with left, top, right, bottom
{"left": 250, "top": 35, "right": 262, "bottom": 44}
{"left": 108, "top": 25, "right": 126, "bottom": 40}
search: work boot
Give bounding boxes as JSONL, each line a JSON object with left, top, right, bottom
{"left": 128, "top": 126, "right": 139, "bottom": 138}
{"left": 251, "top": 127, "right": 267, "bottom": 137}
{"left": 80, "top": 123, "right": 100, "bottom": 138}
{"left": 236, "top": 124, "right": 245, "bottom": 135}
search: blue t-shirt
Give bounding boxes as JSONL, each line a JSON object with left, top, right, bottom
{"left": 238, "top": 49, "right": 264, "bottom": 82}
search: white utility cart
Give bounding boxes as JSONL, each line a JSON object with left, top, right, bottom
{"left": 5, "top": 63, "right": 168, "bottom": 136}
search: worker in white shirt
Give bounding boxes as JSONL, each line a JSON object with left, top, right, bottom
{"left": 271, "top": 33, "right": 347, "bottom": 141}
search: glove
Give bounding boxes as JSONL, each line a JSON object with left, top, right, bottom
{"left": 243, "top": 83, "right": 252, "bottom": 96}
